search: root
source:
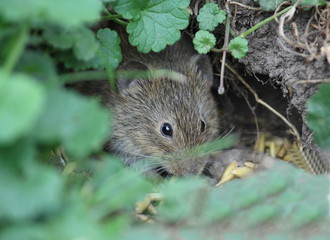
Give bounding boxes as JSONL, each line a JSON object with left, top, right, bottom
{"left": 278, "top": 3, "right": 330, "bottom": 64}
{"left": 224, "top": 63, "right": 301, "bottom": 142}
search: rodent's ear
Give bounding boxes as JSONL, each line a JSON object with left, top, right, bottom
{"left": 192, "top": 54, "right": 214, "bottom": 85}
{"left": 116, "top": 61, "right": 149, "bottom": 91}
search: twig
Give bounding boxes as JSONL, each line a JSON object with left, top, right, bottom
{"left": 291, "top": 78, "right": 330, "bottom": 85}
{"left": 224, "top": 63, "right": 301, "bottom": 142}
{"left": 218, "top": 1, "right": 231, "bottom": 95}
{"left": 193, "top": 0, "right": 201, "bottom": 16}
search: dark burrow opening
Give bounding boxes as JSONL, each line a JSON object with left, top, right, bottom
{"left": 214, "top": 68, "right": 304, "bottom": 148}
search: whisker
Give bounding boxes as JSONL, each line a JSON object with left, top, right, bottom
{"left": 131, "top": 160, "right": 163, "bottom": 172}
{"left": 219, "top": 126, "right": 236, "bottom": 139}
{"left": 118, "top": 150, "right": 150, "bottom": 159}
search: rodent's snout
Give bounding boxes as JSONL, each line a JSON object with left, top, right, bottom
{"left": 161, "top": 157, "right": 207, "bottom": 177}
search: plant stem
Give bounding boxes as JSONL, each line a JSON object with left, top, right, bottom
{"left": 239, "top": 6, "right": 293, "bottom": 38}
{"left": 101, "top": 16, "right": 129, "bottom": 26}
{"left": 3, "top": 24, "right": 29, "bottom": 74}
{"left": 60, "top": 69, "right": 189, "bottom": 84}
{"left": 59, "top": 71, "right": 108, "bottom": 84}
{"left": 102, "top": 7, "right": 128, "bottom": 26}
{"left": 218, "top": 2, "right": 231, "bottom": 95}
{"left": 101, "top": 14, "right": 122, "bottom": 21}
{"left": 211, "top": 47, "right": 224, "bottom": 53}
{"left": 112, "top": 18, "right": 128, "bottom": 26}
{"left": 107, "top": 68, "right": 116, "bottom": 90}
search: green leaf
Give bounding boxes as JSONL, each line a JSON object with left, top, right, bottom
{"left": 290, "top": 204, "right": 323, "bottom": 227}
{"left": 235, "top": 185, "right": 261, "bottom": 208}
{"left": 43, "top": 28, "right": 75, "bottom": 50}
{"left": 266, "top": 234, "right": 291, "bottom": 240}
{"left": 0, "top": 0, "right": 102, "bottom": 27}
{"left": 103, "top": 216, "right": 131, "bottom": 240}
{"left": 259, "top": 173, "right": 290, "bottom": 196}
{"left": 35, "top": 88, "right": 110, "bottom": 158}
{"left": 123, "top": 226, "right": 170, "bottom": 240}
{"left": 115, "top": 0, "right": 190, "bottom": 53}
{"left": 254, "top": 0, "right": 286, "bottom": 11}
{"left": 0, "top": 139, "right": 36, "bottom": 168}
{"left": 292, "top": 0, "right": 327, "bottom": 6}
{"left": 48, "top": 0, "right": 102, "bottom": 27}
{"left": 91, "top": 158, "right": 153, "bottom": 218}
{"left": 96, "top": 28, "right": 122, "bottom": 70}
{"left": 159, "top": 177, "right": 208, "bottom": 222}
{"left": 55, "top": 51, "right": 104, "bottom": 71}
{"left": 202, "top": 190, "right": 233, "bottom": 223}
{"left": 228, "top": 37, "right": 249, "bottom": 59}
{"left": 0, "top": 71, "right": 45, "bottom": 144}
{"left": 73, "top": 28, "right": 99, "bottom": 61}
{"left": 48, "top": 203, "right": 106, "bottom": 240}
{"left": 46, "top": 28, "right": 121, "bottom": 70}
{"left": 15, "top": 50, "right": 57, "bottom": 81}
{"left": 0, "top": 164, "right": 63, "bottom": 221}
{"left": 223, "top": 233, "right": 249, "bottom": 240}
{"left": 0, "top": 224, "right": 46, "bottom": 240}
{"left": 193, "top": 30, "right": 216, "bottom": 54}
{"left": 113, "top": 0, "right": 148, "bottom": 19}
{"left": 44, "top": 27, "right": 99, "bottom": 61}
{"left": 197, "top": 3, "right": 226, "bottom": 31}
{"left": 246, "top": 205, "right": 277, "bottom": 226}
{"left": 307, "top": 83, "right": 330, "bottom": 151}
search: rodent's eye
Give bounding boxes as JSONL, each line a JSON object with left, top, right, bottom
{"left": 200, "top": 120, "right": 206, "bottom": 133}
{"left": 161, "top": 123, "right": 173, "bottom": 138}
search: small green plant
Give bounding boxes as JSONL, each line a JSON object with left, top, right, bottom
{"left": 193, "top": 30, "right": 217, "bottom": 54}
{"left": 193, "top": 0, "right": 327, "bottom": 59}
{"left": 197, "top": 3, "right": 226, "bottom": 31}
{"left": 191, "top": 0, "right": 327, "bottom": 94}
{"left": 227, "top": 37, "right": 249, "bottom": 59}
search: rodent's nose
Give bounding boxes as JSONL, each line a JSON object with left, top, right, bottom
{"left": 166, "top": 159, "right": 206, "bottom": 176}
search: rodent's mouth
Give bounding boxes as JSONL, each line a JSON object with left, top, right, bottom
{"left": 154, "top": 166, "right": 173, "bottom": 178}
{"left": 153, "top": 164, "right": 212, "bottom": 178}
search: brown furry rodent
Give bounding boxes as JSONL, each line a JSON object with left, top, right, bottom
{"left": 74, "top": 31, "right": 223, "bottom": 177}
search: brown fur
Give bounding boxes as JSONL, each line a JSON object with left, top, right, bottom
{"left": 73, "top": 30, "right": 224, "bottom": 176}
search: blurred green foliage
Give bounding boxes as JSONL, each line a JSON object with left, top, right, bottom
{"left": 0, "top": 1, "right": 329, "bottom": 240}
{"left": 307, "top": 83, "right": 330, "bottom": 151}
